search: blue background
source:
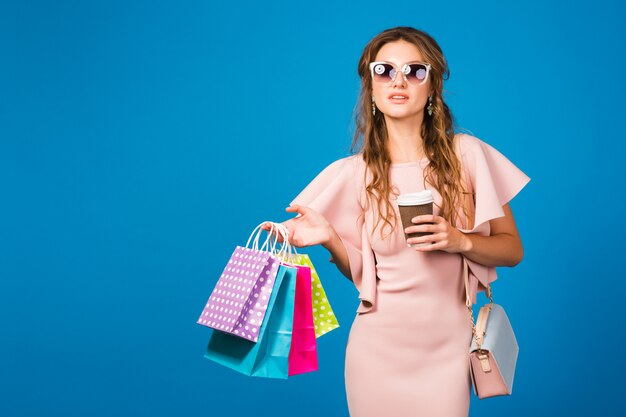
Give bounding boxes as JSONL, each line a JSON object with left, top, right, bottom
{"left": 2, "top": 0, "right": 625, "bottom": 416}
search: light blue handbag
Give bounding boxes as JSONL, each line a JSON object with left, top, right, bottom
{"left": 203, "top": 261, "right": 297, "bottom": 379}
{"left": 464, "top": 257, "right": 519, "bottom": 399}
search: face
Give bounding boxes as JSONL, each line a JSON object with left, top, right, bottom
{"left": 371, "top": 40, "right": 432, "bottom": 121}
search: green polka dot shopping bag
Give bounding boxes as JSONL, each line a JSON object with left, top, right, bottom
{"left": 290, "top": 254, "right": 340, "bottom": 338}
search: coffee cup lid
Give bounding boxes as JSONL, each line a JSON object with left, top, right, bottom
{"left": 397, "top": 190, "right": 434, "bottom": 206}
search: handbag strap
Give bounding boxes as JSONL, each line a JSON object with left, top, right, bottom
{"left": 463, "top": 256, "right": 494, "bottom": 351}
{"left": 473, "top": 304, "right": 494, "bottom": 347}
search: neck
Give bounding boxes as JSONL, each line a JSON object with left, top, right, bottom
{"left": 384, "top": 113, "right": 426, "bottom": 163}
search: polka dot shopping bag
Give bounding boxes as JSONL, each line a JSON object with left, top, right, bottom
{"left": 291, "top": 254, "right": 340, "bottom": 338}
{"left": 203, "top": 223, "right": 299, "bottom": 379}
{"left": 197, "top": 222, "right": 287, "bottom": 342}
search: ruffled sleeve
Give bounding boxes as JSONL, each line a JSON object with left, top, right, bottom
{"left": 455, "top": 134, "right": 531, "bottom": 303}
{"left": 290, "top": 156, "right": 377, "bottom": 313}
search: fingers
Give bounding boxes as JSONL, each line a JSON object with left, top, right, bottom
{"left": 410, "top": 214, "right": 443, "bottom": 224}
{"left": 407, "top": 233, "right": 449, "bottom": 252}
{"left": 413, "top": 240, "right": 447, "bottom": 251}
{"left": 260, "top": 221, "right": 286, "bottom": 242}
{"left": 404, "top": 224, "right": 438, "bottom": 234}
{"left": 289, "top": 231, "right": 303, "bottom": 248}
{"left": 286, "top": 204, "right": 307, "bottom": 217}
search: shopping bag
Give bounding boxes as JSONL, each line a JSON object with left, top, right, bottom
{"left": 288, "top": 264, "right": 318, "bottom": 376}
{"left": 292, "top": 254, "right": 340, "bottom": 338}
{"left": 204, "top": 262, "right": 298, "bottom": 379}
{"left": 197, "top": 223, "right": 281, "bottom": 342}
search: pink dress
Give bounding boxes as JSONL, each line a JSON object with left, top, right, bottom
{"left": 291, "top": 134, "right": 530, "bottom": 417}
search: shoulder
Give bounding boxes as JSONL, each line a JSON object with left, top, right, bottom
{"left": 454, "top": 132, "right": 512, "bottom": 172}
{"left": 454, "top": 131, "right": 522, "bottom": 167}
{"left": 328, "top": 154, "right": 365, "bottom": 168}
{"left": 291, "top": 154, "right": 365, "bottom": 209}
{"left": 454, "top": 132, "right": 491, "bottom": 158}
{"left": 318, "top": 154, "right": 365, "bottom": 177}
{"left": 297, "top": 154, "right": 364, "bottom": 195}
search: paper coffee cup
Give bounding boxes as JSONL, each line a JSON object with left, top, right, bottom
{"left": 397, "top": 190, "right": 434, "bottom": 247}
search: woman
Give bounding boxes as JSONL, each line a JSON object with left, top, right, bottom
{"left": 269, "top": 26, "right": 529, "bottom": 416}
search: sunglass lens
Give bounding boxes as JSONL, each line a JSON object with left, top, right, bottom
{"left": 372, "top": 63, "right": 394, "bottom": 83}
{"left": 408, "top": 64, "right": 428, "bottom": 83}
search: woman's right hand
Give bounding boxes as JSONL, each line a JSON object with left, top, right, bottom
{"left": 261, "top": 204, "right": 333, "bottom": 248}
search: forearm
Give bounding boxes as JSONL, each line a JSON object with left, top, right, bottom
{"left": 461, "top": 232, "right": 523, "bottom": 267}
{"left": 322, "top": 227, "right": 353, "bottom": 281}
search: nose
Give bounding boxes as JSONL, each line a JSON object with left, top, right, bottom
{"left": 391, "top": 68, "right": 407, "bottom": 88}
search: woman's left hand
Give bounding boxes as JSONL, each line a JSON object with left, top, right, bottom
{"left": 404, "top": 215, "right": 472, "bottom": 253}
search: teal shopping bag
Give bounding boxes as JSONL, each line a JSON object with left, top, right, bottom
{"left": 203, "top": 263, "right": 297, "bottom": 379}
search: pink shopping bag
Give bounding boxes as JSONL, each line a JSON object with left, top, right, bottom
{"left": 288, "top": 264, "right": 318, "bottom": 376}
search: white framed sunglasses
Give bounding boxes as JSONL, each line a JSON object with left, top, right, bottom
{"left": 369, "top": 61, "right": 432, "bottom": 86}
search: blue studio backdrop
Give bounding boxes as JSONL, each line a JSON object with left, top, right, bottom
{"left": 2, "top": 1, "right": 625, "bottom": 416}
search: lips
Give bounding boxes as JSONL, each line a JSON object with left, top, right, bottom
{"left": 388, "top": 93, "right": 409, "bottom": 102}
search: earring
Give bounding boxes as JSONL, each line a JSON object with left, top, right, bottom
{"left": 372, "top": 95, "right": 376, "bottom": 116}
{"left": 427, "top": 95, "right": 433, "bottom": 116}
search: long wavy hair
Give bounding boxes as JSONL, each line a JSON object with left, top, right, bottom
{"left": 352, "top": 26, "right": 472, "bottom": 237}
